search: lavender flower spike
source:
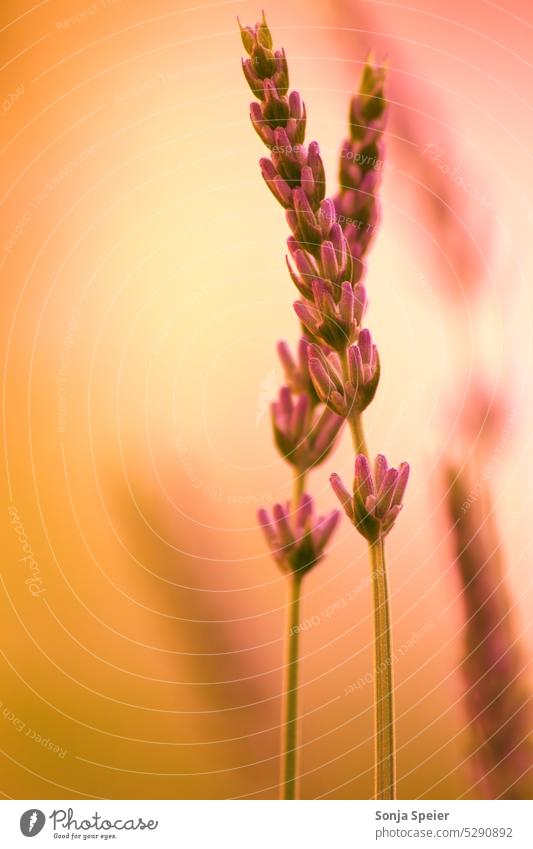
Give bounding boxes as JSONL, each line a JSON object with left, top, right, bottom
{"left": 271, "top": 386, "right": 343, "bottom": 472}
{"left": 294, "top": 280, "right": 364, "bottom": 351}
{"left": 330, "top": 454, "right": 409, "bottom": 542}
{"left": 258, "top": 493, "right": 339, "bottom": 575}
{"left": 308, "top": 327, "right": 379, "bottom": 416}
{"left": 335, "top": 62, "right": 387, "bottom": 282}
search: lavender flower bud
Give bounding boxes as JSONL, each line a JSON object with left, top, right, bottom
{"left": 258, "top": 493, "right": 339, "bottom": 575}
{"left": 308, "top": 327, "right": 378, "bottom": 415}
{"left": 286, "top": 91, "right": 307, "bottom": 145}
{"left": 238, "top": 12, "right": 272, "bottom": 54}
{"left": 287, "top": 187, "right": 324, "bottom": 251}
{"left": 286, "top": 237, "right": 321, "bottom": 298}
{"left": 250, "top": 102, "right": 275, "bottom": 146}
{"left": 294, "top": 280, "right": 360, "bottom": 351}
{"left": 330, "top": 454, "right": 409, "bottom": 541}
{"left": 346, "top": 328, "right": 380, "bottom": 412}
{"left": 263, "top": 79, "right": 291, "bottom": 126}
{"left": 271, "top": 386, "right": 343, "bottom": 471}
{"left": 276, "top": 337, "right": 319, "bottom": 402}
{"left": 239, "top": 14, "right": 288, "bottom": 97}
{"left": 260, "top": 157, "right": 293, "bottom": 208}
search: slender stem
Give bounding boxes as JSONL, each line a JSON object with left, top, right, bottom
{"left": 347, "top": 410, "right": 369, "bottom": 457}
{"left": 339, "top": 345, "right": 395, "bottom": 798}
{"left": 278, "top": 467, "right": 307, "bottom": 800}
{"left": 338, "top": 348, "right": 369, "bottom": 456}
{"left": 369, "top": 535, "right": 395, "bottom": 799}
{"left": 292, "top": 468, "right": 305, "bottom": 505}
{"left": 281, "top": 570, "right": 303, "bottom": 799}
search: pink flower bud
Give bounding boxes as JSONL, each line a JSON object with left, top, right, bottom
{"left": 258, "top": 493, "right": 339, "bottom": 575}
{"left": 330, "top": 454, "right": 409, "bottom": 541}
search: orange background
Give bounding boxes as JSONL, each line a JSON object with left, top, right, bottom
{"left": 1, "top": 0, "right": 532, "bottom": 799}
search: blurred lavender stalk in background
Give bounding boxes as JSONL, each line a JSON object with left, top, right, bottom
{"left": 331, "top": 0, "right": 530, "bottom": 799}
{"left": 445, "top": 463, "right": 532, "bottom": 799}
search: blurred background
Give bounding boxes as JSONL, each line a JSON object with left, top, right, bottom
{"left": 1, "top": 0, "right": 532, "bottom": 799}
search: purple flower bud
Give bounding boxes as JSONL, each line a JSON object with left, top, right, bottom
{"left": 330, "top": 454, "right": 409, "bottom": 541}
{"left": 329, "top": 473, "right": 355, "bottom": 522}
{"left": 289, "top": 90, "right": 303, "bottom": 120}
{"left": 258, "top": 493, "right": 339, "bottom": 575}
{"left": 241, "top": 57, "right": 265, "bottom": 99}
{"left": 260, "top": 158, "right": 293, "bottom": 207}
{"left": 271, "top": 380, "right": 343, "bottom": 471}
{"left": 320, "top": 241, "right": 339, "bottom": 282}
{"left": 288, "top": 188, "right": 321, "bottom": 250}
{"left": 353, "top": 285, "right": 367, "bottom": 325}
{"left": 286, "top": 237, "right": 320, "bottom": 297}
{"left": 312, "top": 510, "right": 340, "bottom": 552}
{"left": 263, "top": 79, "right": 291, "bottom": 125}
{"left": 308, "top": 355, "right": 333, "bottom": 393}
{"left": 293, "top": 279, "right": 361, "bottom": 351}
{"left": 293, "top": 298, "right": 318, "bottom": 333}
{"left": 345, "top": 329, "right": 380, "bottom": 412}
{"left": 272, "top": 501, "right": 295, "bottom": 548}
{"left": 276, "top": 337, "right": 318, "bottom": 401}
{"left": 286, "top": 91, "right": 306, "bottom": 145}
{"left": 250, "top": 102, "right": 275, "bottom": 146}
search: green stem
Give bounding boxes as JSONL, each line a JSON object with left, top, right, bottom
{"left": 281, "top": 570, "right": 303, "bottom": 800}
{"left": 369, "top": 535, "right": 395, "bottom": 800}
{"left": 292, "top": 469, "right": 305, "bottom": 505}
{"left": 338, "top": 348, "right": 369, "bottom": 456}
{"left": 347, "top": 410, "right": 369, "bottom": 457}
{"left": 339, "top": 345, "right": 395, "bottom": 798}
{"left": 278, "top": 467, "right": 307, "bottom": 800}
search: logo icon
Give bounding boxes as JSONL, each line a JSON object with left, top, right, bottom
{"left": 20, "top": 810, "right": 45, "bottom": 837}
